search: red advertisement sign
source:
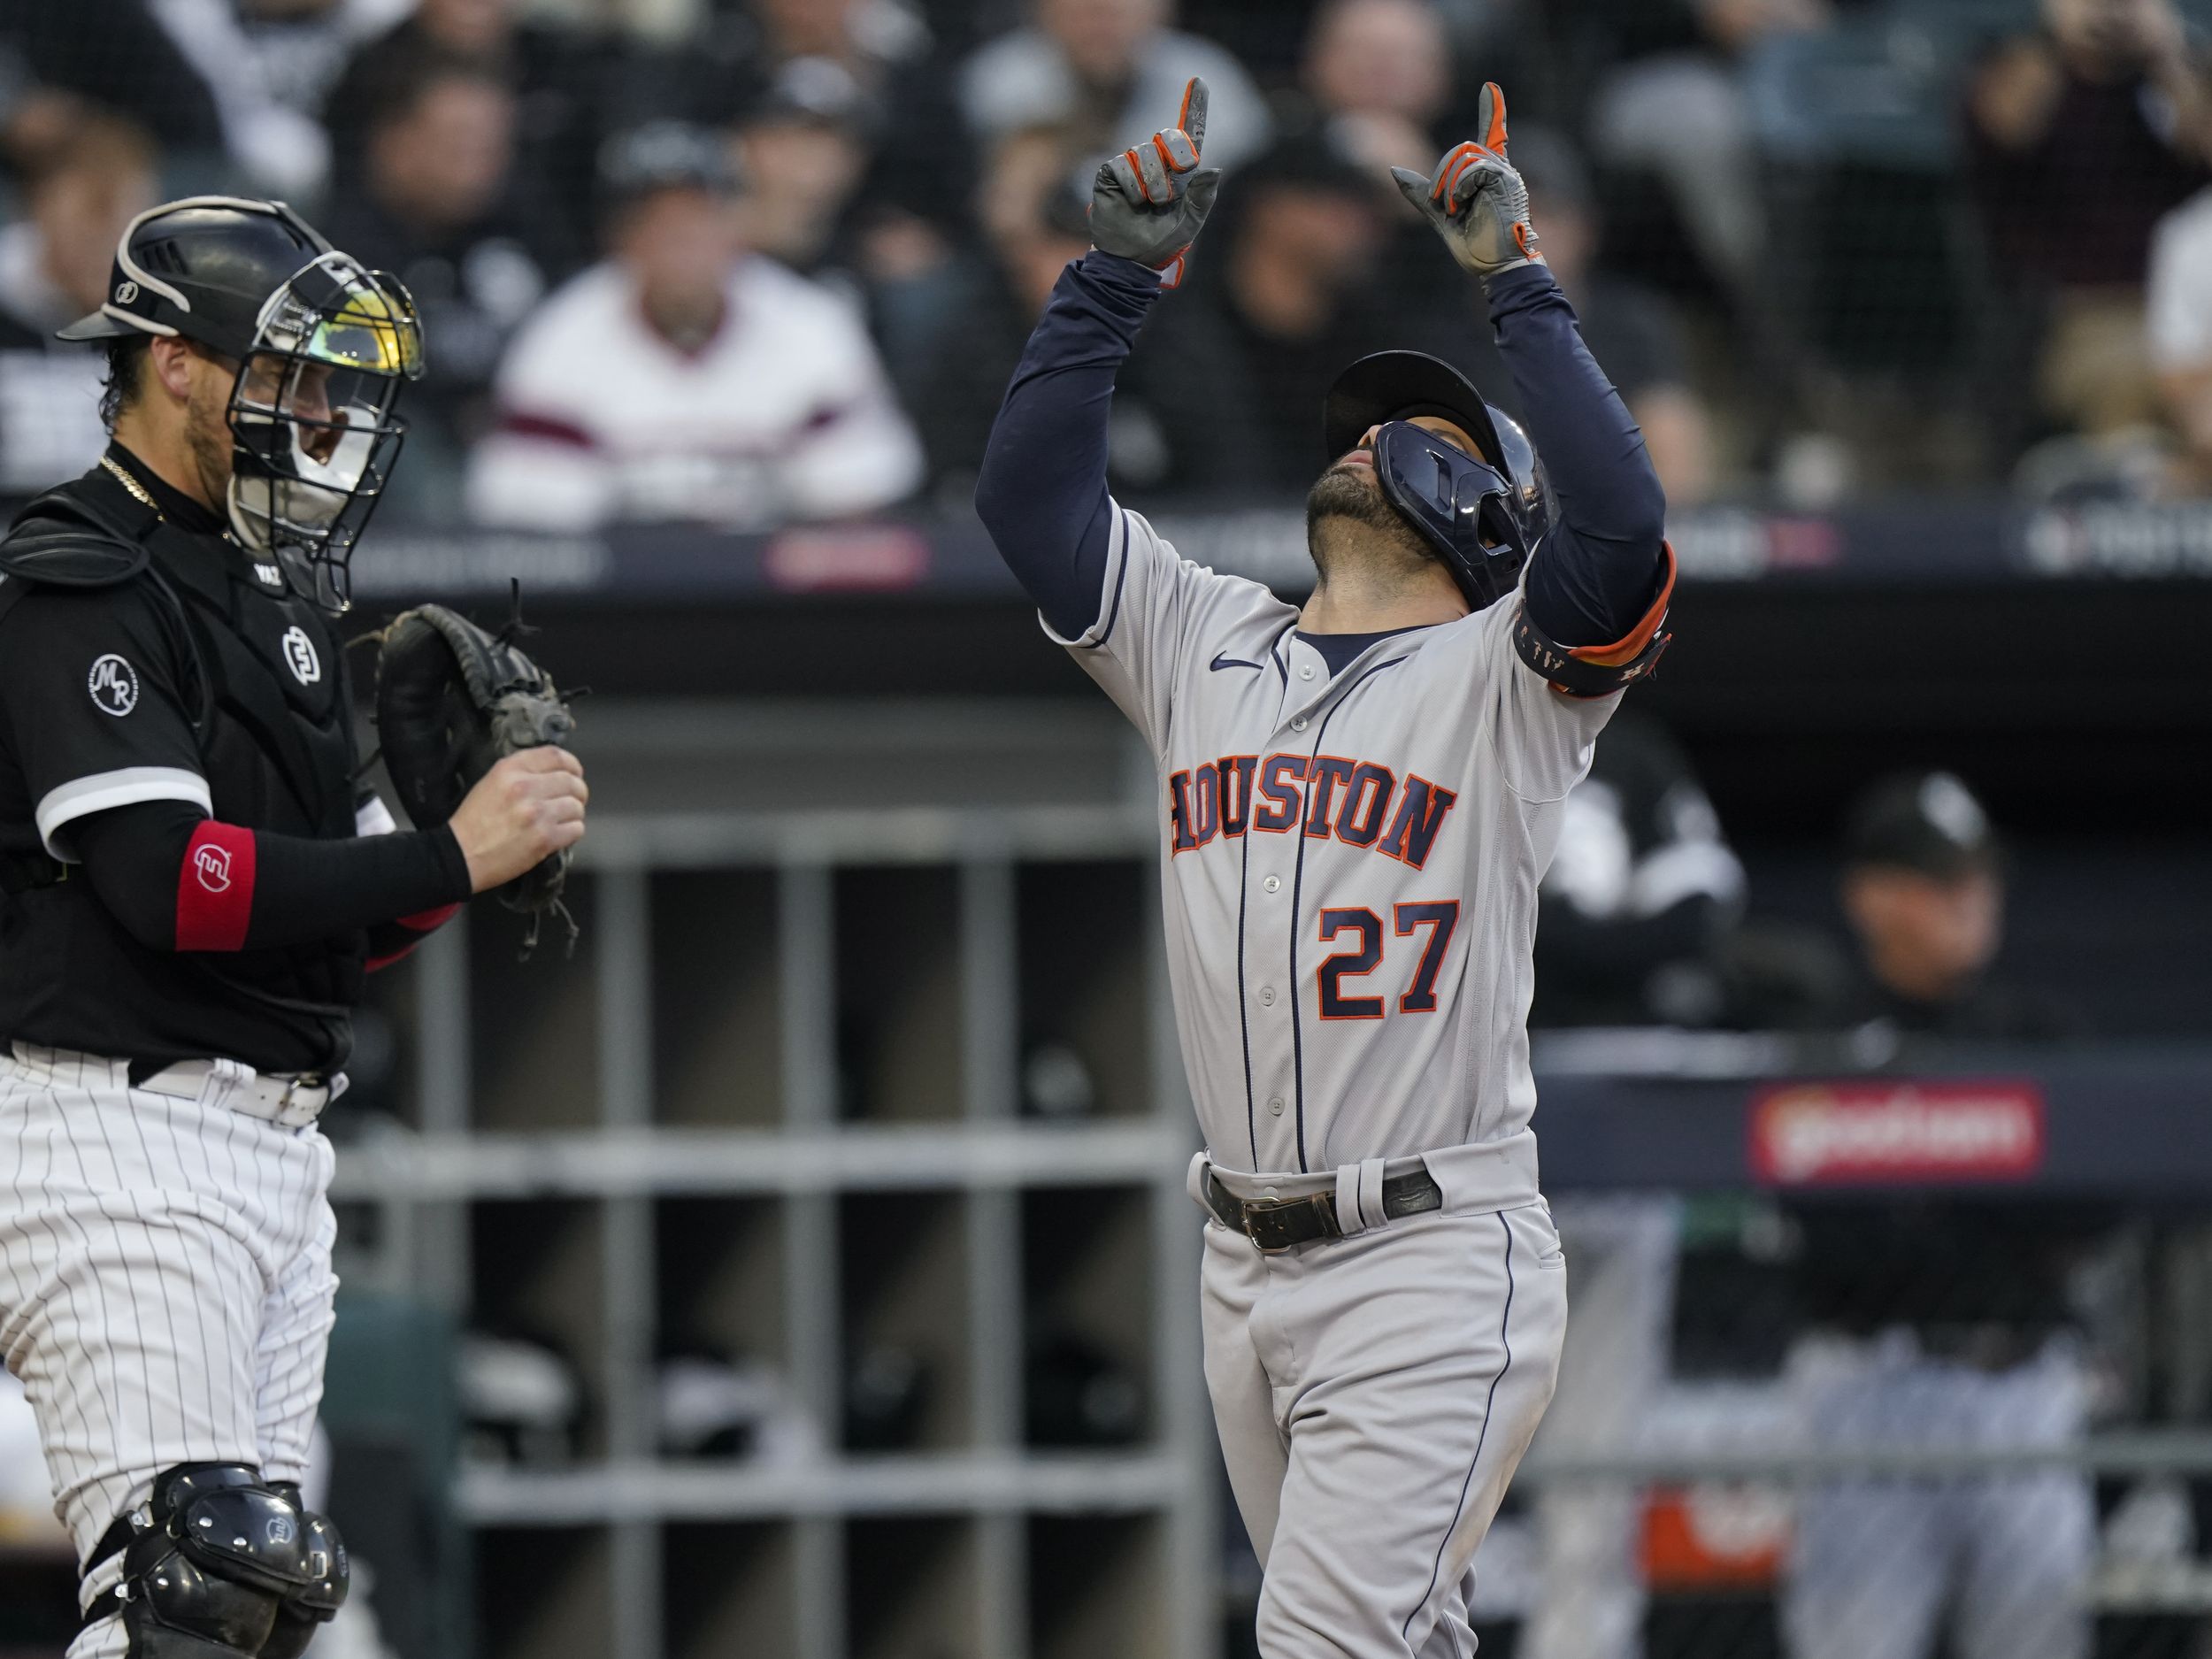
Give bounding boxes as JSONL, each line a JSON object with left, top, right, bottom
{"left": 763, "top": 526, "right": 932, "bottom": 592}
{"left": 1749, "top": 1079, "right": 2045, "bottom": 1186}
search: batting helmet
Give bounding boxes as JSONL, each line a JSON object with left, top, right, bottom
{"left": 59, "top": 196, "right": 424, "bottom": 610}
{"left": 1323, "top": 350, "right": 1553, "bottom": 613}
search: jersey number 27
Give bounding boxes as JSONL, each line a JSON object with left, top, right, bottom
{"left": 1317, "top": 902, "right": 1460, "bottom": 1020}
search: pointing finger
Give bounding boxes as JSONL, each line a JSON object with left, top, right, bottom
{"left": 1178, "top": 76, "right": 1209, "bottom": 158}
{"left": 1478, "top": 81, "right": 1509, "bottom": 156}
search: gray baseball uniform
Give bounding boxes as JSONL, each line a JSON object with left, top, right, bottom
{"left": 978, "top": 213, "right": 1671, "bottom": 1649}
{"left": 1058, "top": 503, "right": 1601, "bottom": 1654}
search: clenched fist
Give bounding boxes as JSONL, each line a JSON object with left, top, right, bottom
{"left": 448, "top": 746, "right": 588, "bottom": 894}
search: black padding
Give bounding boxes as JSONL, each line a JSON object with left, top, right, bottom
{"left": 257, "top": 1508, "right": 349, "bottom": 1659}
{"left": 123, "top": 1546, "right": 284, "bottom": 1656}
{"left": 0, "top": 489, "right": 152, "bottom": 588}
{"left": 96, "top": 1464, "right": 324, "bottom": 1659}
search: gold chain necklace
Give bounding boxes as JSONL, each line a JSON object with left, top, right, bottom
{"left": 100, "top": 455, "right": 234, "bottom": 544}
{"left": 99, "top": 455, "right": 161, "bottom": 516}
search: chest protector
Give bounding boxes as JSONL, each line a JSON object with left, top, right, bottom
{"left": 0, "top": 477, "right": 365, "bottom": 1019}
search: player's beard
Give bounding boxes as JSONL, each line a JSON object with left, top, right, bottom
{"left": 182, "top": 362, "right": 238, "bottom": 515}
{"left": 1305, "top": 462, "right": 1440, "bottom": 591}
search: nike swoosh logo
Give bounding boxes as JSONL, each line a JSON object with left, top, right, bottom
{"left": 1210, "top": 653, "right": 1265, "bottom": 672}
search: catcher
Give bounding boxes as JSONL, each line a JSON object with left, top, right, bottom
{"left": 0, "top": 197, "right": 581, "bottom": 1658}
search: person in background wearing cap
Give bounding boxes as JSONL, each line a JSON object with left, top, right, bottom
{"left": 728, "top": 57, "right": 880, "bottom": 280}
{"left": 319, "top": 48, "right": 574, "bottom": 518}
{"left": 1774, "top": 767, "right": 2104, "bottom": 1659}
{"left": 465, "top": 119, "right": 923, "bottom": 531}
{"left": 650, "top": 0, "right": 971, "bottom": 292}
{"left": 1834, "top": 770, "right": 2079, "bottom": 1041}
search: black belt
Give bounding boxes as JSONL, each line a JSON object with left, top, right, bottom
{"left": 1204, "top": 1165, "right": 1442, "bottom": 1252}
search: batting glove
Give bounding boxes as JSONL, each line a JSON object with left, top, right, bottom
{"left": 1391, "top": 82, "right": 1542, "bottom": 287}
{"left": 1090, "top": 77, "right": 1223, "bottom": 288}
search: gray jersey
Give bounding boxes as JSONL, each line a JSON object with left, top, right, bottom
{"left": 1056, "top": 504, "right": 1620, "bottom": 1200}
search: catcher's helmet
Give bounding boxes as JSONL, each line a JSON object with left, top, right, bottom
{"left": 59, "top": 196, "right": 424, "bottom": 611}
{"left": 1322, "top": 350, "right": 1553, "bottom": 612}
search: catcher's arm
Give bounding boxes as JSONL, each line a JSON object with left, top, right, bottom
{"left": 65, "top": 799, "right": 473, "bottom": 954}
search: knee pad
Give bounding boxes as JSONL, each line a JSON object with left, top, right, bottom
{"left": 256, "top": 1483, "right": 348, "bottom": 1659}
{"left": 79, "top": 1465, "right": 348, "bottom": 1658}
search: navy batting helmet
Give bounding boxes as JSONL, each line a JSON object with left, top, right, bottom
{"left": 1323, "top": 350, "right": 1553, "bottom": 613}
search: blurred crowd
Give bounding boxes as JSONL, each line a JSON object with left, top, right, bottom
{"left": 10, "top": 0, "right": 2212, "bottom": 528}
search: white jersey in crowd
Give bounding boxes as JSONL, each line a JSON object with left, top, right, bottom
{"left": 1061, "top": 503, "right": 1621, "bottom": 1202}
{"left": 466, "top": 257, "right": 925, "bottom": 533}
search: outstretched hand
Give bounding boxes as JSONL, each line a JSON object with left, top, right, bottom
{"left": 1089, "top": 77, "right": 1223, "bottom": 288}
{"left": 1391, "top": 82, "right": 1542, "bottom": 286}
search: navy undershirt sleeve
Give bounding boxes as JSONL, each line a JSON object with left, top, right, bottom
{"left": 1483, "top": 265, "right": 1670, "bottom": 647}
{"left": 974, "top": 250, "right": 1163, "bottom": 640}
{"left": 71, "top": 799, "right": 472, "bottom": 953}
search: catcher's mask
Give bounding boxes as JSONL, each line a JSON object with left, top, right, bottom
{"left": 1322, "top": 350, "right": 1553, "bottom": 613}
{"left": 59, "top": 196, "right": 425, "bottom": 611}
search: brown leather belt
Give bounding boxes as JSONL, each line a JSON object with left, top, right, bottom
{"left": 1204, "top": 1166, "right": 1443, "bottom": 1252}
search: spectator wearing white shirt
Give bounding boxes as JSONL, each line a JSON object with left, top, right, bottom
{"left": 467, "top": 122, "right": 924, "bottom": 532}
{"left": 960, "top": 0, "right": 1272, "bottom": 173}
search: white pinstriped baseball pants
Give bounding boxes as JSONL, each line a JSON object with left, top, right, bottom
{"left": 1202, "top": 1199, "right": 1569, "bottom": 1658}
{"left": 0, "top": 1045, "right": 338, "bottom": 1657}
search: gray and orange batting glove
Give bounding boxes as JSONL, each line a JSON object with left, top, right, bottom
{"left": 1391, "top": 83, "right": 1542, "bottom": 287}
{"left": 1090, "top": 77, "right": 1222, "bottom": 288}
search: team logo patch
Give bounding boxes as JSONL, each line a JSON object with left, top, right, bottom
{"left": 113, "top": 280, "right": 139, "bottom": 305}
{"left": 281, "top": 626, "right": 321, "bottom": 685}
{"left": 88, "top": 654, "right": 138, "bottom": 716}
{"left": 193, "top": 844, "right": 233, "bottom": 893}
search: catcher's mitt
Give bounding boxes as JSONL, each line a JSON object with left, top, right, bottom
{"left": 375, "top": 601, "right": 578, "bottom": 955}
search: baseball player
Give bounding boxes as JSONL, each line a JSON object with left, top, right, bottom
{"left": 975, "top": 81, "right": 1675, "bottom": 1655}
{"left": 0, "top": 198, "right": 588, "bottom": 1658}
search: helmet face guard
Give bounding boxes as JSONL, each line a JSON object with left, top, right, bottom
{"left": 1323, "top": 350, "right": 1554, "bottom": 614}
{"left": 225, "top": 251, "right": 423, "bottom": 611}
{"left": 1370, "top": 419, "right": 1531, "bottom": 612}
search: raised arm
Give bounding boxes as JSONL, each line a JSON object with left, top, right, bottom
{"left": 972, "top": 254, "right": 1163, "bottom": 637}
{"left": 1393, "top": 85, "right": 1670, "bottom": 648}
{"left": 973, "top": 79, "right": 1221, "bottom": 640}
